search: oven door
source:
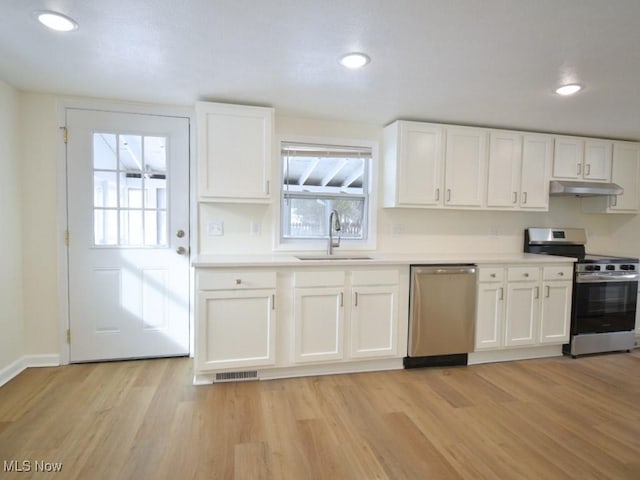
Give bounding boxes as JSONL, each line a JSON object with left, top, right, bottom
{"left": 572, "top": 276, "right": 638, "bottom": 334}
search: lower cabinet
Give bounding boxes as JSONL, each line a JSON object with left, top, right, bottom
{"left": 195, "top": 265, "right": 407, "bottom": 378}
{"left": 195, "top": 271, "right": 277, "bottom": 371}
{"left": 475, "top": 264, "right": 572, "bottom": 351}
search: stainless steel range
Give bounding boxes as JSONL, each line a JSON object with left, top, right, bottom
{"left": 524, "top": 227, "right": 638, "bottom": 357}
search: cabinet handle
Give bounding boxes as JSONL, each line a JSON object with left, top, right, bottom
{"left": 235, "top": 279, "right": 242, "bottom": 285}
{"left": 522, "top": 192, "right": 528, "bottom": 204}
{"left": 272, "top": 294, "right": 276, "bottom": 310}
{"left": 354, "top": 292, "right": 358, "bottom": 307}
{"left": 558, "top": 271, "right": 564, "bottom": 277}
{"left": 523, "top": 273, "right": 529, "bottom": 278}
{"left": 435, "top": 188, "right": 440, "bottom": 201}
{"left": 577, "top": 163, "right": 582, "bottom": 176}
{"left": 447, "top": 189, "right": 452, "bottom": 202}
{"left": 265, "top": 180, "right": 270, "bottom": 195}
{"left": 512, "top": 192, "right": 517, "bottom": 204}
{"left": 490, "top": 273, "right": 496, "bottom": 278}
{"left": 545, "top": 286, "right": 550, "bottom": 298}
{"left": 586, "top": 164, "right": 591, "bottom": 176}
{"left": 340, "top": 292, "right": 344, "bottom": 307}
{"left": 611, "top": 195, "right": 618, "bottom": 207}
{"left": 535, "top": 286, "right": 540, "bottom": 299}
{"left": 499, "top": 287, "right": 504, "bottom": 300}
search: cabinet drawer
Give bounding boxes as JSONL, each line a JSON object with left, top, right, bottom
{"left": 478, "top": 267, "right": 504, "bottom": 282}
{"left": 543, "top": 265, "right": 573, "bottom": 281}
{"left": 351, "top": 269, "right": 399, "bottom": 286}
{"left": 198, "top": 270, "right": 276, "bottom": 290}
{"left": 294, "top": 271, "right": 345, "bottom": 287}
{"left": 507, "top": 266, "right": 540, "bottom": 282}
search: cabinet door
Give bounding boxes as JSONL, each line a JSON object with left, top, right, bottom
{"left": 444, "top": 127, "right": 487, "bottom": 207}
{"left": 196, "top": 102, "right": 273, "bottom": 202}
{"left": 486, "top": 132, "right": 522, "bottom": 208}
{"left": 475, "top": 282, "right": 505, "bottom": 350}
{"left": 397, "top": 123, "right": 444, "bottom": 206}
{"left": 520, "top": 135, "right": 553, "bottom": 210}
{"left": 196, "top": 289, "right": 276, "bottom": 371}
{"left": 539, "top": 281, "right": 572, "bottom": 344}
{"left": 504, "top": 282, "right": 539, "bottom": 346}
{"left": 553, "top": 137, "right": 584, "bottom": 179}
{"left": 609, "top": 143, "right": 640, "bottom": 212}
{"left": 350, "top": 286, "right": 399, "bottom": 358}
{"left": 293, "top": 287, "right": 344, "bottom": 363}
{"left": 584, "top": 140, "right": 612, "bottom": 181}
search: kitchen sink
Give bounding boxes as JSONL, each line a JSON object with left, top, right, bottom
{"left": 295, "top": 255, "right": 373, "bottom": 261}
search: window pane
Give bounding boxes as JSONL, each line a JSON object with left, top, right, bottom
{"left": 120, "top": 173, "right": 143, "bottom": 208}
{"left": 94, "top": 171, "right": 118, "bottom": 208}
{"left": 144, "top": 136, "right": 167, "bottom": 173}
{"left": 119, "top": 135, "right": 142, "bottom": 171}
{"left": 93, "top": 133, "right": 117, "bottom": 170}
{"left": 94, "top": 209, "right": 118, "bottom": 245}
{"left": 120, "top": 210, "right": 144, "bottom": 245}
{"left": 283, "top": 197, "right": 364, "bottom": 239}
{"left": 145, "top": 178, "right": 167, "bottom": 209}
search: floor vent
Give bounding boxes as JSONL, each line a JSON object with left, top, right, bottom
{"left": 215, "top": 370, "right": 258, "bottom": 382}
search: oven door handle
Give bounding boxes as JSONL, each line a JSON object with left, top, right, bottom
{"left": 576, "top": 273, "right": 639, "bottom": 283}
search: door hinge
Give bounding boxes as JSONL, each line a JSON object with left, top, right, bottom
{"left": 61, "top": 126, "right": 68, "bottom": 144}
{"left": 66, "top": 329, "right": 71, "bottom": 344}
{"left": 64, "top": 230, "right": 70, "bottom": 246}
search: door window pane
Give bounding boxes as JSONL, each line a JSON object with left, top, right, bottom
{"left": 93, "top": 133, "right": 117, "bottom": 170}
{"left": 120, "top": 210, "right": 144, "bottom": 245}
{"left": 94, "top": 171, "right": 118, "bottom": 208}
{"left": 94, "top": 209, "right": 118, "bottom": 245}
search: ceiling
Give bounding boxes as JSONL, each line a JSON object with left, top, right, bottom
{"left": 1, "top": 0, "right": 639, "bottom": 140}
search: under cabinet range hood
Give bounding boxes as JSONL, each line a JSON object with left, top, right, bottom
{"left": 549, "top": 180, "right": 624, "bottom": 197}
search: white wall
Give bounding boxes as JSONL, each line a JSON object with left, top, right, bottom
{"left": 19, "top": 93, "right": 60, "bottom": 357}
{"left": 0, "top": 80, "right": 24, "bottom": 372}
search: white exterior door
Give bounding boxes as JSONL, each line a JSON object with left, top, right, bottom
{"left": 66, "top": 109, "right": 190, "bottom": 362}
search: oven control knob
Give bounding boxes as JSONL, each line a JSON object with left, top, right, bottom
{"left": 620, "top": 264, "right": 631, "bottom": 271}
{"left": 585, "top": 265, "right": 594, "bottom": 271}
{"left": 606, "top": 265, "right": 615, "bottom": 271}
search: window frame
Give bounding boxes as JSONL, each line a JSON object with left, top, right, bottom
{"left": 274, "top": 135, "right": 378, "bottom": 251}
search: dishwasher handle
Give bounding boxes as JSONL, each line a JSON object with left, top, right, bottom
{"left": 412, "top": 265, "right": 477, "bottom": 276}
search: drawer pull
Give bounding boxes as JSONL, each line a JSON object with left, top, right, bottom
{"left": 558, "top": 272, "right": 564, "bottom": 276}
{"left": 235, "top": 279, "right": 242, "bottom": 285}
{"left": 490, "top": 273, "right": 496, "bottom": 278}
{"left": 523, "top": 273, "right": 529, "bottom": 278}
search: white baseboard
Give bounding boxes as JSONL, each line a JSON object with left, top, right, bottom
{"left": 0, "top": 354, "right": 61, "bottom": 388}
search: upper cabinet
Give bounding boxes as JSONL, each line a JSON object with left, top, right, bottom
{"left": 444, "top": 127, "right": 487, "bottom": 208}
{"left": 486, "top": 132, "right": 552, "bottom": 211}
{"left": 383, "top": 121, "right": 486, "bottom": 209}
{"left": 383, "top": 121, "right": 444, "bottom": 207}
{"left": 552, "top": 137, "right": 612, "bottom": 182}
{"left": 583, "top": 141, "right": 640, "bottom": 214}
{"left": 196, "top": 102, "right": 274, "bottom": 203}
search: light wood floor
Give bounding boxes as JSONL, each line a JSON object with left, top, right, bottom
{"left": 1, "top": 351, "right": 639, "bottom": 479}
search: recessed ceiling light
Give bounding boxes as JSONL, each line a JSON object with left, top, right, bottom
{"left": 339, "top": 53, "right": 370, "bottom": 69}
{"left": 555, "top": 84, "right": 583, "bottom": 96}
{"left": 35, "top": 11, "right": 78, "bottom": 32}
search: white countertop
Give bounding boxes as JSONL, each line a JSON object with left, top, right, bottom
{"left": 192, "top": 252, "right": 576, "bottom": 268}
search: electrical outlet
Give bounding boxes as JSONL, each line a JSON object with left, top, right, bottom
{"left": 207, "top": 220, "right": 224, "bottom": 236}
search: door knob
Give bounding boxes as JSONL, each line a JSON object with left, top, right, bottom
{"left": 176, "top": 246, "right": 187, "bottom": 255}
{"left": 176, "top": 230, "right": 185, "bottom": 238}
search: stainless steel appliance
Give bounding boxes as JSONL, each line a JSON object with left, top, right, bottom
{"left": 404, "top": 265, "right": 477, "bottom": 368}
{"left": 524, "top": 227, "right": 639, "bottom": 357}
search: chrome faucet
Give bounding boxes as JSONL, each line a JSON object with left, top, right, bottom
{"left": 327, "top": 209, "right": 341, "bottom": 255}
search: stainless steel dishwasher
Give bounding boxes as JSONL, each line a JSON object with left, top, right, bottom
{"left": 404, "top": 264, "right": 477, "bottom": 368}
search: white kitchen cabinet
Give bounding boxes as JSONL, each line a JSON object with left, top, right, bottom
{"left": 475, "top": 278, "right": 505, "bottom": 350}
{"left": 349, "top": 269, "right": 400, "bottom": 358}
{"left": 504, "top": 280, "right": 539, "bottom": 347}
{"left": 444, "top": 127, "right": 487, "bottom": 207}
{"left": 293, "top": 286, "right": 344, "bottom": 363}
{"left": 196, "top": 101, "right": 274, "bottom": 203}
{"left": 582, "top": 142, "right": 640, "bottom": 214}
{"left": 552, "top": 137, "right": 612, "bottom": 182}
{"left": 475, "top": 264, "right": 572, "bottom": 351}
{"left": 539, "top": 280, "right": 572, "bottom": 344}
{"left": 486, "top": 132, "right": 552, "bottom": 210}
{"left": 195, "top": 271, "right": 277, "bottom": 371}
{"left": 383, "top": 121, "right": 444, "bottom": 207}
